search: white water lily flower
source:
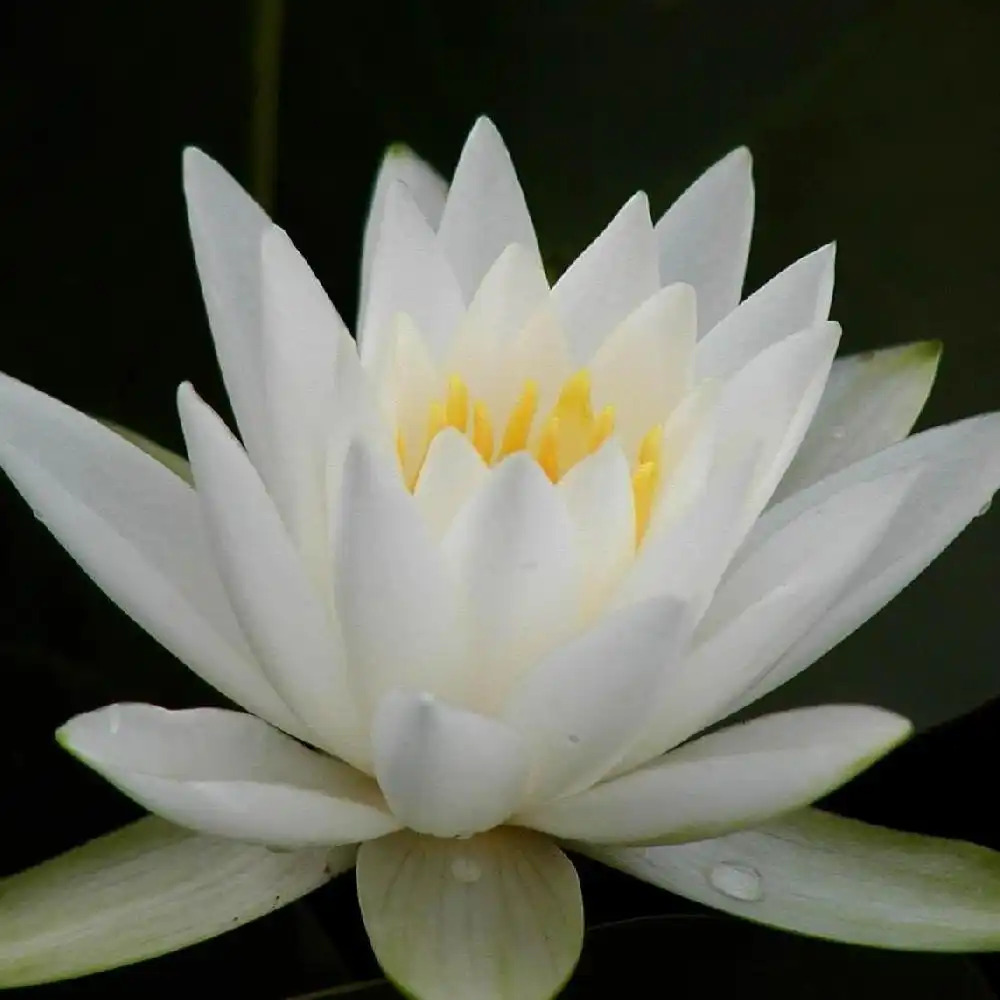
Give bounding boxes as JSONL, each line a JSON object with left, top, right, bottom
{"left": 2, "top": 116, "right": 1000, "bottom": 999}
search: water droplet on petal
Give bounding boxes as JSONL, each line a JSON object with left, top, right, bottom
{"left": 708, "top": 862, "right": 763, "bottom": 902}
{"left": 451, "top": 857, "right": 482, "bottom": 883}
{"left": 831, "top": 427, "right": 847, "bottom": 441}
{"left": 567, "top": 733, "right": 581, "bottom": 745}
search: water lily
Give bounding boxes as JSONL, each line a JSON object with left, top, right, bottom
{"left": 3, "top": 117, "right": 1000, "bottom": 999}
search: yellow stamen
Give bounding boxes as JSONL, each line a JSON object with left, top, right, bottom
{"left": 632, "top": 461, "right": 657, "bottom": 545}
{"left": 395, "top": 429, "right": 407, "bottom": 469}
{"left": 555, "top": 370, "right": 593, "bottom": 419}
{"left": 445, "top": 374, "right": 469, "bottom": 431}
{"left": 498, "top": 380, "right": 539, "bottom": 458}
{"left": 638, "top": 424, "right": 664, "bottom": 466}
{"left": 536, "top": 416, "right": 561, "bottom": 482}
{"left": 428, "top": 400, "right": 447, "bottom": 441}
{"left": 589, "top": 406, "right": 615, "bottom": 453}
{"left": 472, "top": 401, "right": 494, "bottom": 463}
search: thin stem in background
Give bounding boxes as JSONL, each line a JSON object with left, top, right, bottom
{"left": 250, "top": 0, "right": 285, "bottom": 212}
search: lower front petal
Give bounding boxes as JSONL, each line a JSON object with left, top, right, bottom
{"left": 357, "top": 827, "right": 583, "bottom": 1000}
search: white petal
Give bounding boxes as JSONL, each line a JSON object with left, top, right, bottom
{"left": 523, "top": 706, "right": 910, "bottom": 844}
{"left": 655, "top": 147, "right": 754, "bottom": 335}
{"left": 334, "top": 440, "right": 466, "bottom": 710}
{"left": 360, "top": 143, "right": 448, "bottom": 326}
{"left": 774, "top": 340, "right": 941, "bottom": 502}
{"left": 436, "top": 116, "right": 542, "bottom": 301}
{"left": 0, "top": 373, "right": 302, "bottom": 739}
{"left": 0, "top": 816, "right": 339, "bottom": 988}
{"left": 558, "top": 440, "right": 635, "bottom": 614}
{"left": 730, "top": 413, "right": 1000, "bottom": 711}
{"left": 177, "top": 385, "right": 367, "bottom": 767}
{"left": 589, "top": 282, "right": 697, "bottom": 455}
{"left": 182, "top": 149, "right": 272, "bottom": 477}
{"left": 553, "top": 192, "right": 661, "bottom": 365}
{"left": 503, "top": 598, "right": 689, "bottom": 806}
{"left": 696, "top": 245, "right": 836, "bottom": 381}
{"left": 617, "top": 468, "right": 916, "bottom": 771}
{"left": 413, "top": 428, "right": 490, "bottom": 538}
{"left": 102, "top": 420, "right": 193, "bottom": 483}
{"left": 373, "top": 691, "right": 529, "bottom": 836}
{"left": 59, "top": 705, "right": 399, "bottom": 848}
{"left": 443, "top": 454, "right": 582, "bottom": 709}
{"left": 588, "top": 807, "right": 1000, "bottom": 950}
{"left": 360, "top": 181, "right": 464, "bottom": 371}
{"left": 357, "top": 828, "right": 583, "bottom": 1000}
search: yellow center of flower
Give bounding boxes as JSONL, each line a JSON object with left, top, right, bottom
{"left": 398, "top": 370, "right": 663, "bottom": 543}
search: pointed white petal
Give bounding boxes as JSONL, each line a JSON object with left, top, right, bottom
{"left": 588, "top": 807, "right": 1000, "bottom": 950}
{"left": 730, "top": 413, "right": 1000, "bottom": 710}
{"left": 655, "top": 148, "right": 754, "bottom": 335}
{"left": 443, "top": 454, "right": 582, "bottom": 709}
{"left": 0, "top": 373, "right": 302, "bottom": 738}
{"left": 413, "top": 428, "right": 490, "bottom": 538}
{"left": 59, "top": 705, "right": 399, "bottom": 848}
{"left": 436, "top": 117, "right": 541, "bottom": 301}
{"left": 177, "top": 385, "right": 366, "bottom": 767}
{"left": 0, "top": 816, "right": 341, "bottom": 988}
{"left": 696, "top": 245, "right": 836, "bottom": 381}
{"left": 774, "top": 340, "right": 942, "bottom": 502}
{"left": 334, "top": 441, "right": 465, "bottom": 710}
{"left": 524, "top": 705, "right": 909, "bottom": 844}
{"left": 357, "top": 828, "right": 583, "bottom": 1000}
{"left": 553, "top": 192, "right": 661, "bottom": 365}
{"left": 503, "top": 598, "right": 689, "bottom": 806}
{"left": 373, "top": 691, "right": 529, "bottom": 836}
{"left": 182, "top": 148, "right": 273, "bottom": 476}
{"left": 361, "top": 143, "right": 448, "bottom": 325}
{"left": 360, "top": 181, "right": 464, "bottom": 370}
{"left": 589, "top": 282, "right": 697, "bottom": 455}
{"left": 617, "top": 469, "right": 915, "bottom": 771}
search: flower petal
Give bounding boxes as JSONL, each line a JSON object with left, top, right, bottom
{"left": 183, "top": 149, "right": 273, "bottom": 477}
{"left": 360, "top": 181, "right": 464, "bottom": 371}
{"left": 357, "top": 828, "right": 583, "bottom": 1000}
{"left": 0, "top": 816, "right": 341, "bottom": 988}
{"left": 553, "top": 192, "right": 660, "bottom": 365}
{"left": 503, "top": 598, "right": 690, "bottom": 806}
{"left": 436, "top": 116, "right": 542, "bottom": 302}
{"left": 696, "top": 245, "right": 836, "bottom": 382}
{"left": 587, "top": 807, "right": 1000, "bottom": 950}
{"left": 442, "top": 454, "right": 582, "bottom": 709}
{"left": 360, "top": 143, "right": 448, "bottom": 326}
{"left": 522, "top": 705, "right": 910, "bottom": 844}
{"left": 413, "top": 428, "right": 490, "bottom": 538}
{"left": 372, "top": 691, "right": 529, "bottom": 836}
{"left": 334, "top": 440, "right": 465, "bottom": 710}
{"left": 730, "top": 413, "right": 1000, "bottom": 713}
{"left": 178, "top": 385, "right": 367, "bottom": 767}
{"left": 774, "top": 340, "right": 942, "bottom": 502}
{"left": 59, "top": 705, "right": 399, "bottom": 848}
{"left": 0, "top": 373, "right": 302, "bottom": 739}
{"left": 655, "top": 147, "right": 754, "bottom": 335}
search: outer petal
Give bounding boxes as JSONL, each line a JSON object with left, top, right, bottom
{"left": 587, "top": 807, "right": 1000, "bottom": 951}
{"left": 522, "top": 706, "right": 910, "bottom": 844}
{"left": 334, "top": 441, "right": 466, "bottom": 711}
{"left": 183, "top": 149, "right": 273, "bottom": 478}
{"left": 178, "top": 385, "right": 367, "bottom": 767}
{"left": 502, "top": 598, "right": 689, "bottom": 806}
{"left": 0, "top": 373, "right": 302, "bottom": 739}
{"left": 730, "top": 413, "right": 1000, "bottom": 712}
{"left": 357, "top": 828, "right": 583, "bottom": 1000}
{"left": 372, "top": 691, "right": 529, "bottom": 837}
{"left": 442, "top": 454, "right": 582, "bottom": 709}
{"left": 0, "top": 817, "right": 341, "bottom": 988}
{"left": 696, "top": 245, "right": 836, "bottom": 382}
{"left": 655, "top": 147, "right": 754, "bottom": 335}
{"left": 553, "top": 192, "right": 661, "bottom": 365}
{"left": 436, "top": 116, "right": 542, "bottom": 301}
{"left": 59, "top": 705, "right": 400, "bottom": 848}
{"left": 773, "top": 340, "right": 941, "bottom": 502}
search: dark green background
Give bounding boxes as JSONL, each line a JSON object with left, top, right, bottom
{"left": 2, "top": 1, "right": 1000, "bottom": 995}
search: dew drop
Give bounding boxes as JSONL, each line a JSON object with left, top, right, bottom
{"left": 707, "top": 862, "right": 763, "bottom": 902}
{"left": 831, "top": 427, "right": 847, "bottom": 441}
{"left": 567, "top": 733, "right": 581, "bottom": 745}
{"left": 450, "top": 857, "right": 482, "bottom": 883}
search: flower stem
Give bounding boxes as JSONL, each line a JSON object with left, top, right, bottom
{"left": 250, "top": 0, "right": 285, "bottom": 212}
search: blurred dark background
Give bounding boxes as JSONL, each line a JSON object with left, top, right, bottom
{"left": 2, "top": 0, "right": 1000, "bottom": 995}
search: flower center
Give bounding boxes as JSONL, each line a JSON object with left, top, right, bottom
{"left": 398, "top": 370, "right": 664, "bottom": 543}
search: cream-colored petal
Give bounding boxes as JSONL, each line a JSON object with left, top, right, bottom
{"left": 414, "top": 428, "right": 490, "bottom": 538}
